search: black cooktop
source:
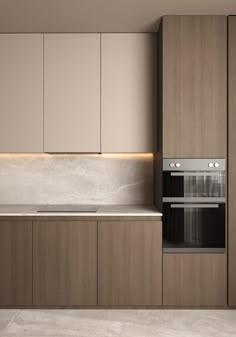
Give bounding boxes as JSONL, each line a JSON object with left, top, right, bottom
{"left": 37, "top": 205, "right": 98, "bottom": 213}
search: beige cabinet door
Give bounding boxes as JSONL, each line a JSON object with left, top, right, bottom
{"left": 44, "top": 34, "right": 100, "bottom": 153}
{"left": 33, "top": 221, "right": 97, "bottom": 305}
{"left": 101, "top": 34, "right": 156, "bottom": 153}
{"left": 0, "top": 221, "right": 32, "bottom": 305}
{"left": 163, "top": 253, "right": 226, "bottom": 306}
{"left": 161, "top": 16, "right": 227, "bottom": 158}
{"left": 0, "top": 34, "right": 43, "bottom": 152}
{"left": 98, "top": 221, "right": 162, "bottom": 305}
{"left": 228, "top": 15, "right": 236, "bottom": 306}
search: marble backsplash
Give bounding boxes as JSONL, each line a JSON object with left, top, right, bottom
{"left": 0, "top": 154, "right": 153, "bottom": 205}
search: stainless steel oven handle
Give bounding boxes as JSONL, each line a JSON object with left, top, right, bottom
{"left": 170, "top": 204, "right": 219, "bottom": 208}
{"left": 170, "top": 172, "right": 223, "bottom": 176}
{"left": 163, "top": 197, "right": 225, "bottom": 203}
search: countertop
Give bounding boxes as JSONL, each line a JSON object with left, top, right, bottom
{"left": 0, "top": 204, "right": 162, "bottom": 220}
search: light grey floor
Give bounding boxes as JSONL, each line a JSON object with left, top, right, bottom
{"left": 0, "top": 310, "right": 235, "bottom": 337}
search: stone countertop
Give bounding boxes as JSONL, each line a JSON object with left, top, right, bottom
{"left": 0, "top": 204, "right": 162, "bottom": 218}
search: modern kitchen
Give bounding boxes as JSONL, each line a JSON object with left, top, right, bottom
{"left": 0, "top": 1, "right": 236, "bottom": 336}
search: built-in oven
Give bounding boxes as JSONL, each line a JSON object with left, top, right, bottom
{"left": 162, "top": 159, "right": 226, "bottom": 252}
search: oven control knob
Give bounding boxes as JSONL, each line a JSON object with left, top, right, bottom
{"left": 214, "top": 162, "right": 219, "bottom": 168}
{"left": 175, "top": 162, "right": 181, "bottom": 168}
{"left": 169, "top": 162, "right": 175, "bottom": 168}
{"left": 208, "top": 162, "right": 214, "bottom": 168}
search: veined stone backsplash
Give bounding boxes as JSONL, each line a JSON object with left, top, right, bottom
{"left": 0, "top": 154, "right": 153, "bottom": 205}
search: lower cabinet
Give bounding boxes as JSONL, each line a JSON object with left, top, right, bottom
{"left": 163, "top": 253, "right": 227, "bottom": 306}
{"left": 0, "top": 221, "right": 32, "bottom": 305}
{"left": 98, "top": 221, "right": 162, "bottom": 305}
{"left": 33, "top": 221, "right": 97, "bottom": 305}
{"left": 0, "top": 219, "right": 228, "bottom": 307}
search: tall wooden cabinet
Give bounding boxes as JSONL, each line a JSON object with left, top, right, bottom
{"left": 0, "top": 34, "right": 43, "bottom": 152}
{"left": 159, "top": 16, "right": 227, "bottom": 158}
{"left": 228, "top": 15, "right": 236, "bottom": 306}
{"left": 44, "top": 34, "right": 100, "bottom": 153}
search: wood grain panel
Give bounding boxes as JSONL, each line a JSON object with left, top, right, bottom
{"left": 44, "top": 34, "right": 100, "bottom": 153}
{"left": 154, "top": 24, "right": 163, "bottom": 210}
{"left": 0, "top": 221, "right": 32, "bottom": 305}
{"left": 98, "top": 221, "right": 162, "bottom": 305}
{"left": 228, "top": 15, "right": 236, "bottom": 306}
{"left": 162, "top": 16, "right": 227, "bottom": 158}
{"left": 33, "top": 221, "right": 97, "bottom": 305}
{"left": 163, "top": 253, "right": 226, "bottom": 306}
{"left": 0, "top": 34, "right": 43, "bottom": 152}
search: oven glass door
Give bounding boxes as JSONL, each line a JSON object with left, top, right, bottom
{"left": 163, "top": 203, "right": 225, "bottom": 251}
{"left": 163, "top": 171, "right": 225, "bottom": 199}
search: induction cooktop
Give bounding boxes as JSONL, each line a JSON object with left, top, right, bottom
{"left": 37, "top": 205, "right": 98, "bottom": 213}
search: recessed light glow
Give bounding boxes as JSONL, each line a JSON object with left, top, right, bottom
{"left": 101, "top": 153, "right": 153, "bottom": 158}
{"left": 0, "top": 153, "right": 50, "bottom": 158}
{"left": 0, "top": 153, "right": 154, "bottom": 159}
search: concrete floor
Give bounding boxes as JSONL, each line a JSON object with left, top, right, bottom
{"left": 0, "top": 310, "right": 235, "bottom": 337}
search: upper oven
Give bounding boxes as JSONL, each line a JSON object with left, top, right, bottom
{"left": 163, "top": 159, "right": 225, "bottom": 202}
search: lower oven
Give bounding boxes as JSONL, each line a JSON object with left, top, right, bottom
{"left": 162, "top": 159, "right": 226, "bottom": 253}
{"left": 163, "top": 202, "right": 225, "bottom": 252}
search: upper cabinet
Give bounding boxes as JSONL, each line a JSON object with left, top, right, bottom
{"left": 0, "top": 34, "right": 43, "bottom": 152}
{"left": 101, "top": 34, "right": 156, "bottom": 153}
{"left": 1, "top": 25, "right": 225, "bottom": 155}
{"left": 0, "top": 33, "right": 156, "bottom": 153}
{"left": 44, "top": 34, "right": 100, "bottom": 153}
{"left": 159, "top": 16, "right": 227, "bottom": 158}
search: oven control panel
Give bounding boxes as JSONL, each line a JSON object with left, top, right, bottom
{"left": 163, "top": 159, "right": 225, "bottom": 171}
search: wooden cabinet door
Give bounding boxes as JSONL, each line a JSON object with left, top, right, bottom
{"left": 33, "top": 221, "right": 97, "bottom": 305}
{"left": 98, "top": 221, "right": 162, "bottom": 305}
{"left": 163, "top": 253, "right": 226, "bottom": 306}
{"left": 44, "top": 34, "right": 100, "bottom": 153}
{"left": 101, "top": 34, "right": 156, "bottom": 153}
{"left": 228, "top": 15, "right": 236, "bottom": 306}
{"left": 0, "top": 221, "right": 32, "bottom": 305}
{"left": 0, "top": 34, "right": 43, "bottom": 152}
{"left": 161, "top": 16, "right": 227, "bottom": 158}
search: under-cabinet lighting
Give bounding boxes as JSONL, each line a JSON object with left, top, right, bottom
{"left": 101, "top": 153, "right": 153, "bottom": 159}
{"left": 0, "top": 153, "right": 51, "bottom": 158}
{"left": 0, "top": 153, "right": 154, "bottom": 158}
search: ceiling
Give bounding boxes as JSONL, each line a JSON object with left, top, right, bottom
{"left": 0, "top": 0, "right": 235, "bottom": 33}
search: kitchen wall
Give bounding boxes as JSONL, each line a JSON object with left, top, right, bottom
{"left": 0, "top": 154, "right": 153, "bottom": 205}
